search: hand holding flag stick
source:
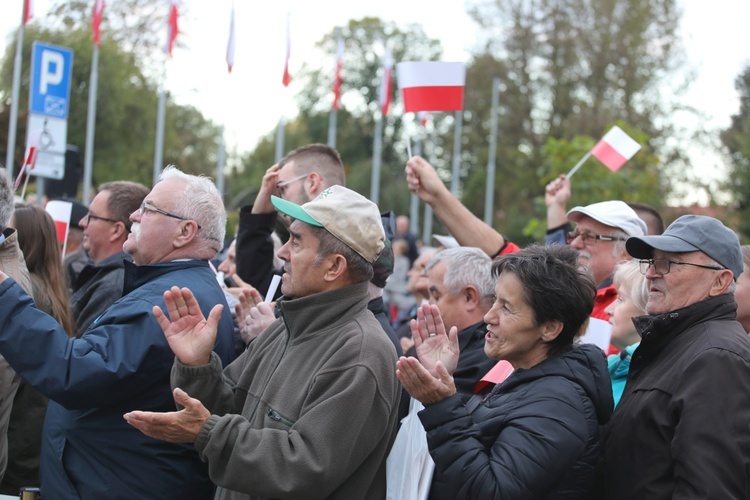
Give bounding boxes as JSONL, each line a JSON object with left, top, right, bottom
{"left": 567, "top": 126, "right": 642, "bottom": 178}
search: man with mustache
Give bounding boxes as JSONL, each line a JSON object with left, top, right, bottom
{"left": 592, "top": 215, "right": 750, "bottom": 498}
{"left": 0, "top": 167, "right": 235, "bottom": 497}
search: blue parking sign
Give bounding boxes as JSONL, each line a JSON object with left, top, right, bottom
{"left": 29, "top": 42, "right": 74, "bottom": 119}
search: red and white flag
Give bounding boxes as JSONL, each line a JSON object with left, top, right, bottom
{"left": 590, "top": 126, "right": 641, "bottom": 172}
{"left": 396, "top": 61, "right": 465, "bottom": 113}
{"left": 13, "top": 145, "right": 37, "bottom": 191}
{"left": 226, "top": 1, "right": 235, "bottom": 73}
{"left": 92, "top": 0, "right": 105, "bottom": 46}
{"left": 379, "top": 46, "right": 393, "bottom": 116}
{"left": 45, "top": 200, "right": 73, "bottom": 247}
{"left": 23, "top": 0, "right": 33, "bottom": 25}
{"left": 331, "top": 34, "right": 343, "bottom": 111}
{"left": 166, "top": 0, "right": 179, "bottom": 57}
{"left": 281, "top": 13, "right": 291, "bottom": 87}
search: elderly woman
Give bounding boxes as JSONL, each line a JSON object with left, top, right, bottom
{"left": 604, "top": 259, "right": 649, "bottom": 406}
{"left": 397, "top": 244, "right": 613, "bottom": 499}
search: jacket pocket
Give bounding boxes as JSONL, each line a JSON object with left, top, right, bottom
{"left": 266, "top": 407, "right": 295, "bottom": 428}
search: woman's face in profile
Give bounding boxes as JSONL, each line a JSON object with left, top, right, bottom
{"left": 483, "top": 272, "right": 549, "bottom": 370}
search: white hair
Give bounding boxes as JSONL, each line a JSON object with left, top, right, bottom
{"left": 159, "top": 166, "right": 226, "bottom": 252}
{"left": 425, "top": 247, "right": 495, "bottom": 308}
{"left": 0, "top": 168, "right": 14, "bottom": 228}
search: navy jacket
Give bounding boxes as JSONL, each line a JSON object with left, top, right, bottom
{"left": 0, "top": 260, "right": 235, "bottom": 499}
{"left": 420, "top": 343, "right": 612, "bottom": 499}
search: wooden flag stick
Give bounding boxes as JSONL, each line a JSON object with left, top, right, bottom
{"left": 566, "top": 151, "right": 591, "bottom": 179}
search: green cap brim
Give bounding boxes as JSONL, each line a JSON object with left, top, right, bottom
{"left": 271, "top": 195, "right": 323, "bottom": 227}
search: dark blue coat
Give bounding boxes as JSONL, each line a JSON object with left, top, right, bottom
{"left": 0, "top": 260, "right": 235, "bottom": 499}
{"left": 420, "top": 343, "right": 612, "bottom": 499}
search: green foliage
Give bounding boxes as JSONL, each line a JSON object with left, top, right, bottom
{"left": 721, "top": 65, "right": 750, "bottom": 240}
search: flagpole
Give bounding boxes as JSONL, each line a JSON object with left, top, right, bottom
{"left": 566, "top": 152, "right": 591, "bottom": 179}
{"left": 370, "top": 113, "right": 383, "bottom": 204}
{"left": 422, "top": 124, "right": 437, "bottom": 244}
{"left": 153, "top": 77, "right": 167, "bottom": 186}
{"left": 328, "top": 28, "right": 342, "bottom": 149}
{"left": 410, "top": 133, "right": 422, "bottom": 237}
{"left": 484, "top": 77, "right": 500, "bottom": 226}
{"left": 5, "top": 8, "right": 26, "bottom": 179}
{"left": 275, "top": 117, "right": 285, "bottom": 163}
{"left": 450, "top": 110, "right": 463, "bottom": 197}
{"left": 82, "top": 43, "right": 100, "bottom": 205}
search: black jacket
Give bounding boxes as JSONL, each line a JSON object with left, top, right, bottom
{"left": 453, "top": 321, "right": 496, "bottom": 395}
{"left": 420, "top": 343, "right": 612, "bottom": 499}
{"left": 592, "top": 294, "right": 750, "bottom": 499}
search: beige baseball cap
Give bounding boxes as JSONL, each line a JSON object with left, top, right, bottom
{"left": 271, "top": 185, "right": 385, "bottom": 263}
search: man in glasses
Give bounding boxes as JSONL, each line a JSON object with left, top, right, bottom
{"left": 0, "top": 167, "right": 236, "bottom": 497}
{"left": 592, "top": 215, "right": 750, "bottom": 499}
{"left": 235, "top": 143, "right": 345, "bottom": 301}
{"left": 70, "top": 181, "right": 149, "bottom": 336}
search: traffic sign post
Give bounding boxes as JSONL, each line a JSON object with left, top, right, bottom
{"left": 26, "top": 42, "right": 74, "bottom": 180}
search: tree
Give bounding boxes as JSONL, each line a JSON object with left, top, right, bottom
{"left": 721, "top": 65, "right": 750, "bottom": 240}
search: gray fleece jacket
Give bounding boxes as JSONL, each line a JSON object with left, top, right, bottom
{"left": 173, "top": 280, "right": 400, "bottom": 499}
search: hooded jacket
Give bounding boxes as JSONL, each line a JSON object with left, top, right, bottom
{"left": 420, "top": 343, "right": 612, "bottom": 499}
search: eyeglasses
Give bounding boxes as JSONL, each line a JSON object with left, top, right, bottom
{"left": 276, "top": 174, "right": 308, "bottom": 198}
{"left": 565, "top": 231, "right": 627, "bottom": 245}
{"left": 138, "top": 201, "right": 202, "bottom": 230}
{"left": 638, "top": 258, "right": 725, "bottom": 276}
{"left": 84, "top": 213, "right": 119, "bottom": 225}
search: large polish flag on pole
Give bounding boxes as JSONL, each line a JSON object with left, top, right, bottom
{"left": 226, "top": 1, "right": 235, "bottom": 73}
{"left": 92, "top": 0, "right": 105, "bottom": 46}
{"left": 396, "top": 61, "right": 465, "bottom": 113}
{"left": 590, "top": 126, "right": 641, "bottom": 172}
{"left": 166, "top": 0, "right": 179, "bottom": 57}
{"left": 23, "top": 0, "right": 34, "bottom": 25}
{"left": 332, "top": 34, "right": 344, "bottom": 111}
{"left": 281, "top": 13, "right": 292, "bottom": 87}
{"left": 379, "top": 47, "right": 393, "bottom": 116}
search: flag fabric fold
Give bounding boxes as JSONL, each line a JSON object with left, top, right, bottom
{"left": 379, "top": 46, "right": 393, "bottom": 116}
{"left": 92, "top": 0, "right": 105, "bottom": 46}
{"left": 590, "top": 126, "right": 641, "bottom": 172}
{"left": 282, "top": 13, "right": 291, "bottom": 87}
{"left": 332, "top": 34, "right": 343, "bottom": 111}
{"left": 167, "top": 0, "right": 179, "bottom": 57}
{"left": 396, "top": 61, "right": 466, "bottom": 113}
{"left": 226, "top": 1, "right": 235, "bottom": 73}
{"left": 23, "top": 0, "right": 34, "bottom": 25}
{"left": 45, "top": 200, "right": 73, "bottom": 246}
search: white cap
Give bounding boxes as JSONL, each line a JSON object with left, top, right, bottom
{"left": 567, "top": 200, "right": 647, "bottom": 237}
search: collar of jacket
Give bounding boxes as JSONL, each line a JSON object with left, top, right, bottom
{"left": 458, "top": 320, "right": 487, "bottom": 351}
{"left": 278, "top": 280, "right": 370, "bottom": 340}
{"left": 632, "top": 293, "right": 738, "bottom": 357}
{"left": 122, "top": 259, "right": 209, "bottom": 295}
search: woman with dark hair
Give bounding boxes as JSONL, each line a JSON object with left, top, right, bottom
{"left": 397, "top": 244, "right": 613, "bottom": 499}
{"left": 2, "top": 203, "right": 75, "bottom": 492}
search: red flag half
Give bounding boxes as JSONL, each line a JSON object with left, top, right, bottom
{"left": 281, "top": 13, "right": 291, "bottom": 87}
{"left": 226, "top": 2, "right": 235, "bottom": 73}
{"left": 379, "top": 47, "right": 393, "bottom": 116}
{"left": 332, "top": 34, "right": 343, "bottom": 111}
{"left": 92, "top": 0, "right": 105, "bottom": 46}
{"left": 396, "top": 61, "right": 465, "bottom": 113}
{"left": 23, "top": 0, "right": 33, "bottom": 25}
{"left": 590, "top": 126, "right": 641, "bottom": 172}
{"left": 167, "top": 0, "right": 179, "bottom": 57}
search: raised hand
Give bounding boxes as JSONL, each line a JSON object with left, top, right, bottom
{"left": 235, "top": 288, "right": 276, "bottom": 344}
{"left": 410, "top": 303, "right": 460, "bottom": 378}
{"left": 251, "top": 163, "right": 283, "bottom": 214}
{"left": 405, "top": 156, "right": 448, "bottom": 205}
{"left": 396, "top": 356, "right": 456, "bottom": 405}
{"left": 124, "top": 388, "right": 210, "bottom": 443}
{"left": 544, "top": 174, "right": 571, "bottom": 208}
{"left": 152, "top": 286, "right": 223, "bottom": 366}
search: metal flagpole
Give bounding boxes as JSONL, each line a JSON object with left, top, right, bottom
{"left": 216, "top": 125, "right": 225, "bottom": 203}
{"left": 410, "top": 134, "right": 422, "bottom": 236}
{"left": 450, "top": 110, "right": 463, "bottom": 196}
{"left": 484, "top": 78, "right": 500, "bottom": 226}
{"left": 370, "top": 114, "right": 383, "bottom": 203}
{"left": 275, "top": 117, "right": 285, "bottom": 163}
{"left": 5, "top": 9, "right": 26, "bottom": 178}
{"left": 82, "top": 43, "right": 100, "bottom": 204}
{"left": 153, "top": 64, "right": 167, "bottom": 186}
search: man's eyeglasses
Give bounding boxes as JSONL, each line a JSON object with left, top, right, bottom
{"left": 276, "top": 174, "right": 308, "bottom": 198}
{"left": 565, "top": 231, "right": 627, "bottom": 245}
{"left": 84, "top": 213, "right": 119, "bottom": 225}
{"left": 138, "top": 201, "right": 202, "bottom": 230}
{"left": 638, "top": 258, "right": 725, "bottom": 276}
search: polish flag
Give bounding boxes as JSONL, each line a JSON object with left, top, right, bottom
{"left": 45, "top": 200, "right": 73, "bottom": 247}
{"left": 281, "top": 13, "right": 291, "bottom": 87}
{"left": 590, "top": 126, "right": 641, "bottom": 172}
{"left": 92, "top": 0, "right": 105, "bottom": 46}
{"left": 396, "top": 61, "right": 465, "bottom": 113}
{"left": 379, "top": 47, "right": 393, "bottom": 116}
{"left": 226, "top": 1, "right": 235, "bottom": 73}
{"left": 332, "top": 34, "right": 343, "bottom": 111}
{"left": 23, "top": 0, "right": 33, "bottom": 25}
{"left": 13, "top": 145, "right": 37, "bottom": 191}
{"left": 166, "top": 0, "right": 179, "bottom": 57}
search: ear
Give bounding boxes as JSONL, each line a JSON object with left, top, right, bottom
{"left": 321, "top": 253, "right": 348, "bottom": 283}
{"left": 307, "top": 172, "right": 325, "bottom": 194}
{"left": 709, "top": 269, "right": 735, "bottom": 297}
{"left": 540, "top": 320, "right": 564, "bottom": 343}
{"left": 463, "top": 286, "right": 480, "bottom": 312}
{"left": 172, "top": 220, "right": 200, "bottom": 249}
{"left": 109, "top": 221, "right": 127, "bottom": 243}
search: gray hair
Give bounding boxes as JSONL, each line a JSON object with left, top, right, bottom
{"left": 611, "top": 228, "right": 630, "bottom": 260}
{"left": 159, "top": 166, "right": 226, "bottom": 252}
{"left": 311, "top": 226, "right": 373, "bottom": 284}
{"left": 612, "top": 260, "right": 649, "bottom": 314}
{"left": 0, "top": 168, "right": 14, "bottom": 228}
{"left": 425, "top": 247, "right": 495, "bottom": 308}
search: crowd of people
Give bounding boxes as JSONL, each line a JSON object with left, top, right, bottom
{"left": 0, "top": 141, "right": 749, "bottom": 499}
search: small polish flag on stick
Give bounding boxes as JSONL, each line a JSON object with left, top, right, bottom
{"left": 396, "top": 61, "right": 465, "bottom": 113}
{"left": 567, "top": 126, "right": 642, "bottom": 178}
{"left": 45, "top": 200, "right": 73, "bottom": 256}
{"left": 379, "top": 46, "right": 393, "bottom": 116}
